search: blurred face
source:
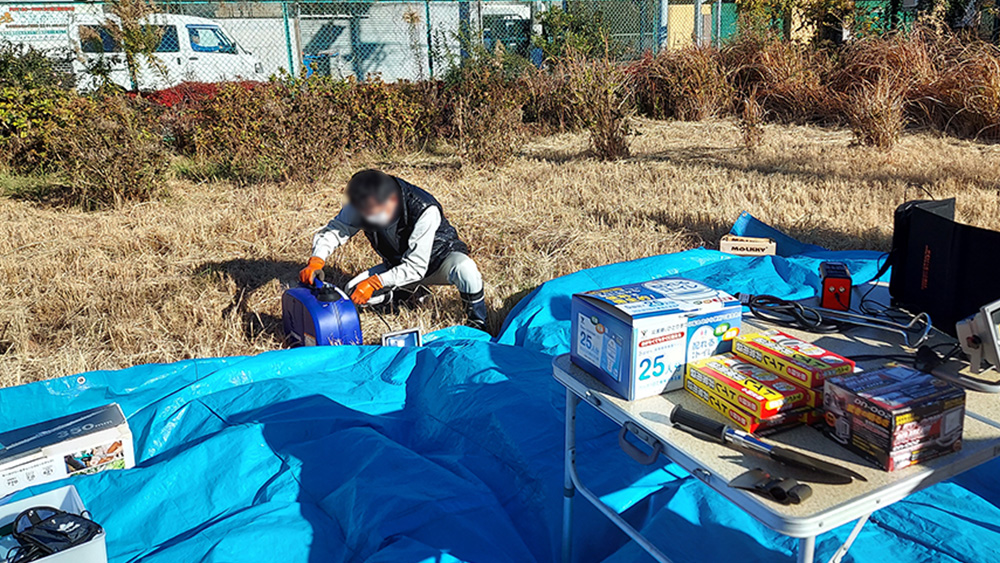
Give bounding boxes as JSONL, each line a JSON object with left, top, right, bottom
{"left": 357, "top": 193, "right": 399, "bottom": 227}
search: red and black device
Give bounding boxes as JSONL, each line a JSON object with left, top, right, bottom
{"left": 820, "top": 261, "right": 852, "bottom": 311}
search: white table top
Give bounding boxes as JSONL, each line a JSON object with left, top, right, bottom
{"left": 553, "top": 318, "right": 1000, "bottom": 538}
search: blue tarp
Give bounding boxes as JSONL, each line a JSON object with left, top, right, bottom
{"left": 5, "top": 213, "right": 1000, "bottom": 562}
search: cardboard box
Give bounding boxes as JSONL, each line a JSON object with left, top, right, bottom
{"left": 571, "top": 278, "right": 742, "bottom": 400}
{"left": 0, "top": 404, "right": 134, "bottom": 497}
{"left": 734, "top": 329, "right": 855, "bottom": 389}
{"left": 683, "top": 374, "right": 814, "bottom": 433}
{"left": 823, "top": 364, "right": 965, "bottom": 471}
{"left": 687, "top": 353, "right": 818, "bottom": 418}
{"left": 720, "top": 235, "right": 777, "bottom": 257}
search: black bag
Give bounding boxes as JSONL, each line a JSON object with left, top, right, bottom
{"left": 889, "top": 198, "right": 1000, "bottom": 336}
{"left": 5, "top": 506, "right": 102, "bottom": 563}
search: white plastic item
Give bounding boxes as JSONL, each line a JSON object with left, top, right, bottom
{"left": 0, "top": 486, "right": 107, "bottom": 563}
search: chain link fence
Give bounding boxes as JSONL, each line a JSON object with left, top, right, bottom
{"left": 3, "top": 0, "right": 960, "bottom": 89}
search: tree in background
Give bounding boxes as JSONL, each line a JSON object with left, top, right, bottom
{"left": 799, "top": 0, "right": 857, "bottom": 44}
{"left": 533, "top": 2, "right": 618, "bottom": 61}
{"left": 736, "top": 0, "right": 799, "bottom": 39}
{"left": 81, "top": 0, "right": 164, "bottom": 91}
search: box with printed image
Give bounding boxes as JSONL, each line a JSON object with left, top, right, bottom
{"left": 823, "top": 364, "right": 965, "bottom": 471}
{"left": 570, "top": 278, "right": 742, "bottom": 401}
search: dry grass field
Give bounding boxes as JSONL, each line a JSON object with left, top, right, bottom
{"left": 2, "top": 118, "right": 999, "bottom": 387}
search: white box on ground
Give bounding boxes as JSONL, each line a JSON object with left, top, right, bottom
{"left": 719, "top": 234, "right": 777, "bottom": 257}
{"left": 0, "top": 404, "right": 134, "bottom": 497}
{"left": 570, "top": 278, "right": 742, "bottom": 400}
{"left": 0, "top": 485, "right": 107, "bottom": 563}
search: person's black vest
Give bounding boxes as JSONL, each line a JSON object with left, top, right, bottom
{"left": 361, "top": 177, "right": 468, "bottom": 275}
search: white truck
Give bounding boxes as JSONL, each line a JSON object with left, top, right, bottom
{"left": 1, "top": 5, "right": 265, "bottom": 90}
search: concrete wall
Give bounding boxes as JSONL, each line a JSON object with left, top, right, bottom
{"left": 296, "top": 2, "right": 461, "bottom": 81}
{"left": 222, "top": 17, "right": 293, "bottom": 77}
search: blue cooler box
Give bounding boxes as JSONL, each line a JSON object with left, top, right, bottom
{"left": 570, "top": 278, "right": 741, "bottom": 400}
{"left": 282, "top": 280, "right": 362, "bottom": 346}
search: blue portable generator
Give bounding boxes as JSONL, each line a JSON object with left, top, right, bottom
{"left": 282, "top": 273, "right": 363, "bottom": 346}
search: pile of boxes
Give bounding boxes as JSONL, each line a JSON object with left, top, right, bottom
{"left": 569, "top": 278, "right": 969, "bottom": 472}
{"left": 684, "top": 329, "right": 854, "bottom": 434}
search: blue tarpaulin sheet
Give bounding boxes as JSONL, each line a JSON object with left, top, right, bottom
{"left": 4, "top": 213, "right": 1000, "bottom": 563}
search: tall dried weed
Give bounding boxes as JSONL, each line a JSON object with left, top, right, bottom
{"left": 562, "top": 47, "right": 634, "bottom": 160}
{"left": 629, "top": 47, "right": 732, "bottom": 121}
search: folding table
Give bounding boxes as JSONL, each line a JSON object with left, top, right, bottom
{"left": 556, "top": 321, "right": 1000, "bottom": 563}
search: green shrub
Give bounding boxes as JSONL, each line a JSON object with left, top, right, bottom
{"left": 0, "top": 41, "right": 73, "bottom": 89}
{"left": 190, "top": 76, "right": 438, "bottom": 183}
{"left": 534, "top": 3, "right": 619, "bottom": 62}
{"left": 339, "top": 76, "right": 437, "bottom": 155}
{"left": 53, "top": 95, "right": 169, "bottom": 208}
{"left": 0, "top": 87, "right": 71, "bottom": 173}
{"left": 146, "top": 82, "right": 223, "bottom": 155}
{"left": 192, "top": 82, "right": 307, "bottom": 183}
{"left": 0, "top": 42, "right": 75, "bottom": 173}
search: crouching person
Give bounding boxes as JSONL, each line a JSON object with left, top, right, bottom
{"left": 299, "top": 169, "right": 488, "bottom": 330}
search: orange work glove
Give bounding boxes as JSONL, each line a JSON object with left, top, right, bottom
{"left": 350, "top": 275, "right": 383, "bottom": 305}
{"left": 299, "top": 256, "right": 325, "bottom": 284}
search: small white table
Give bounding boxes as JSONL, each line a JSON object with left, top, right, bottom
{"left": 555, "top": 322, "right": 1000, "bottom": 563}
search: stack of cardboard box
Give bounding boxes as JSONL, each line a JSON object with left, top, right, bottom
{"left": 684, "top": 329, "right": 854, "bottom": 434}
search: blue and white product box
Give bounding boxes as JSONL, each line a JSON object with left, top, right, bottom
{"left": 570, "top": 278, "right": 742, "bottom": 400}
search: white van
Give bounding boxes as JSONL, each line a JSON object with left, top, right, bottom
{"left": 66, "top": 13, "right": 266, "bottom": 91}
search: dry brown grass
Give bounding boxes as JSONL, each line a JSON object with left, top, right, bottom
{"left": 2, "top": 118, "right": 999, "bottom": 386}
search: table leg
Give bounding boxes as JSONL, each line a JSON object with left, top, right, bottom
{"left": 797, "top": 536, "right": 815, "bottom": 563}
{"left": 563, "top": 390, "right": 673, "bottom": 563}
{"left": 827, "top": 513, "right": 871, "bottom": 563}
{"left": 562, "top": 390, "right": 579, "bottom": 563}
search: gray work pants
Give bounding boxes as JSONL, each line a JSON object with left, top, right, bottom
{"left": 347, "top": 251, "right": 484, "bottom": 304}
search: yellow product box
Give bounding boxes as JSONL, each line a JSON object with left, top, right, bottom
{"left": 687, "top": 353, "right": 819, "bottom": 418}
{"left": 683, "top": 371, "right": 815, "bottom": 434}
{"left": 733, "top": 329, "right": 855, "bottom": 389}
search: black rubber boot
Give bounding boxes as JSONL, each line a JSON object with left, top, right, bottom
{"left": 461, "top": 290, "right": 489, "bottom": 332}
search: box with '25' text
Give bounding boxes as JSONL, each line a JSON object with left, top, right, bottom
{"left": 570, "top": 278, "right": 742, "bottom": 401}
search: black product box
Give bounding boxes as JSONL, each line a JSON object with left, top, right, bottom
{"left": 822, "top": 365, "right": 965, "bottom": 471}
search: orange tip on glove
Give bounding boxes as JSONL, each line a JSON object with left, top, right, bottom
{"left": 299, "top": 256, "right": 325, "bottom": 284}
{"left": 351, "top": 275, "right": 383, "bottom": 305}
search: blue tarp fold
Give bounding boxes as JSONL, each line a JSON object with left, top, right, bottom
{"left": 5, "top": 213, "right": 1000, "bottom": 563}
